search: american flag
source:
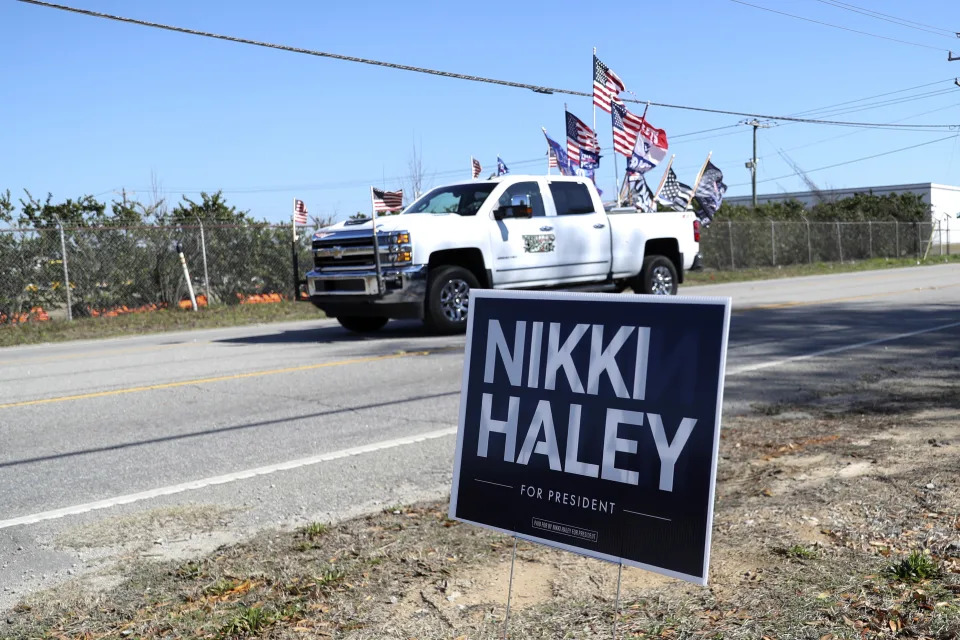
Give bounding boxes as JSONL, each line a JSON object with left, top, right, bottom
{"left": 471, "top": 156, "right": 482, "bottom": 179}
{"left": 293, "top": 199, "right": 308, "bottom": 225}
{"left": 611, "top": 102, "right": 643, "bottom": 157}
{"left": 372, "top": 187, "right": 404, "bottom": 213}
{"left": 565, "top": 110, "right": 599, "bottom": 166}
{"left": 657, "top": 168, "right": 693, "bottom": 211}
{"left": 593, "top": 55, "right": 625, "bottom": 114}
{"left": 547, "top": 149, "right": 558, "bottom": 168}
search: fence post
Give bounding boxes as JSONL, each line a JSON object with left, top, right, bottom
{"left": 895, "top": 220, "right": 899, "bottom": 257}
{"left": 728, "top": 220, "right": 735, "bottom": 269}
{"left": 56, "top": 218, "right": 73, "bottom": 321}
{"left": 806, "top": 221, "right": 812, "bottom": 264}
{"left": 197, "top": 218, "right": 211, "bottom": 303}
{"left": 771, "top": 220, "right": 776, "bottom": 266}
{"left": 836, "top": 221, "right": 843, "bottom": 264}
{"left": 868, "top": 221, "right": 872, "bottom": 259}
{"left": 915, "top": 222, "right": 920, "bottom": 260}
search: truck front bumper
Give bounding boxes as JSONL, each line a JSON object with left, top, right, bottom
{"left": 306, "top": 264, "right": 428, "bottom": 319}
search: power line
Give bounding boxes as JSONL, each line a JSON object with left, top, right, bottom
{"left": 789, "top": 78, "right": 957, "bottom": 117}
{"left": 728, "top": 0, "right": 948, "bottom": 51}
{"left": 759, "top": 101, "right": 960, "bottom": 161}
{"left": 145, "top": 98, "right": 960, "bottom": 196}
{"left": 728, "top": 134, "right": 957, "bottom": 187}
{"left": 809, "top": 0, "right": 957, "bottom": 38}
{"left": 17, "top": 0, "right": 959, "bottom": 130}
{"left": 808, "top": 88, "right": 959, "bottom": 119}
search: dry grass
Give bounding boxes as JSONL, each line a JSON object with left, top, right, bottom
{"left": 685, "top": 254, "right": 960, "bottom": 286}
{"left": 4, "top": 368, "right": 960, "bottom": 639}
{"left": 0, "top": 302, "right": 323, "bottom": 347}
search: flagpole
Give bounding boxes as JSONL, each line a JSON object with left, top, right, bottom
{"left": 613, "top": 118, "right": 621, "bottom": 207}
{"left": 369, "top": 187, "right": 383, "bottom": 296}
{"left": 592, "top": 47, "right": 597, "bottom": 134}
{"left": 652, "top": 155, "right": 676, "bottom": 202}
{"left": 291, "top": 198, "right": 299, "bottom": 302}
{"left": 691, "top": 152, "right": 712, "bottom": 198}
{"left": 687, "top": 152, "right": 712, "bottom": 211}
{"left": 542, "top": 127, "right": 552, "bottom": 175}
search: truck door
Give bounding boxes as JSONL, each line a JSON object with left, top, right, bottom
{"left": 545, "top": 180, "right": 611, "bottom": 281}
{"left": 488, "top": 181, "right": 559, "bottom": 286}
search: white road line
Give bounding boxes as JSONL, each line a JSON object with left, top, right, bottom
{"left": 727, "top": 320, "right": 960, "bottom": 376}
{"left": 0, "top": 427, "right": 457, "bottom": 530}
{"left": 5, "top": 317, "right": 960, "bottom": 531}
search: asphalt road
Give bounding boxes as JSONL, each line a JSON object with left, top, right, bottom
{"left": 1, "top": 264, "right": 958, "bottom": 611}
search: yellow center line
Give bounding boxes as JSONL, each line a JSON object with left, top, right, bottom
{"left": 0, "top": 341, "right": 207, "bottom": 366}
{"left": 0, "top": 350, "right": 432, "bottom": 410}
{"left": 736, "top": 282, "right": 960, "bottom": 311}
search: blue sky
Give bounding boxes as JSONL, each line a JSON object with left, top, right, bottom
{"left": 3, "top": 0, "right": 959, "bottom": 224}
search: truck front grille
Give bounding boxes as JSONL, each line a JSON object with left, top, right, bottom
{"left": 313, "top": 237, "right": 377, "bottom": 270}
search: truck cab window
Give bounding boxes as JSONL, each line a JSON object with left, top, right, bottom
{"left": 549, "top": 182, "right": 596, "bottom": 216}
{"left": 405, "top": 184, "right": 496, "bottom": 216}
{"left": 497, "top": 182, "right": 545, "bottom": 217}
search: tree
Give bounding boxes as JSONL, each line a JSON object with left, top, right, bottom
{"left": 0, "top": 190, "right": 13, "bottom": 225}
{"left": 170, "top": 191, "right": 250, "bottom": 225}
{"left": 18, "top": 190, "right": 107, "bottom": 228}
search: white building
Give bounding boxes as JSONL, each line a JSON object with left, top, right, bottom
{"left": 726, "top": 182, "right": 960, "bottom": 240}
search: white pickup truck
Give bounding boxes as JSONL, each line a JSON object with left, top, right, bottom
{"left": 306, "top": 175, "right": 702, "bottom": 333}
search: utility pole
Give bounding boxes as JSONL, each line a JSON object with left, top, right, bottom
{"left": 741, "top": 119, "right": 772, "bottom": 208}
{"left": 950, "top": 32, "right": 960, "bottom": 61}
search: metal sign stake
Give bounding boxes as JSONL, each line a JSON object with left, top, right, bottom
{"left": 612, "top": 563, "right": 623, "bottom": 639}
{"left": 502, "top": 536, "right": 518, "bottom": 639}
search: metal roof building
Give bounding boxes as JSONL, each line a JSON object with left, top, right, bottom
{"left": 725, "top": 183, "right": 960, "bottom": 237}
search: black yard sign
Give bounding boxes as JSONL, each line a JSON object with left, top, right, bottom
{"left": 449, "top": 290, "right": 731, "bottom": 584}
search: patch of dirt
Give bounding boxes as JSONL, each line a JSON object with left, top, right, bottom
{"left": 56, "top": 504, "right": 237, "bottom": 551}
{"left": 5, "top": 365, "right": 960, "bottom": 639}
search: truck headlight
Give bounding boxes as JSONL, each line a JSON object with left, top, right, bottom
{"left": 387, "top": 231, "right": 412, "bottom": 263}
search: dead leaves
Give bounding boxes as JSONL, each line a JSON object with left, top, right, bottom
{"left": 761, "top": 435, "right": 841, "bottom": 461}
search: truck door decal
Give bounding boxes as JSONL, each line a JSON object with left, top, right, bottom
{"left": 523, "top": 234, "right": 556, "bottom": 254}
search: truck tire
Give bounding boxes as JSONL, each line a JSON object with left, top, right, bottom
{"left": 424, "top": 265, "right": 479, "bottom": 334}
{"left": 638, "top": 255, "right": 678, "bottom": 295}
{"left": 337, "top": 316, "right": 389, "bottom": 333}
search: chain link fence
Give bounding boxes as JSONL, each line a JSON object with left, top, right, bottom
{"left": 0, "top": 224, "right": 312, "bottom": 323}
{"left": 2, "top": 219, "right": 953, "bottom": 323}
{"left": 699, "top": 220, "right": 950, "bottom": 270}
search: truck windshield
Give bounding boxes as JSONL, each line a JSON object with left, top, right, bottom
{"left": 403, "top": 184, "right": 497, "bottom": 216}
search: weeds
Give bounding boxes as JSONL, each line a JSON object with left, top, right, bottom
{"left": 884, "top": 550, "right": 941, "bottom": 583}
{"left": 782, "top": 544, "right": 818, "bottom": 560}
{"left": 316, "top": 568, "right": 345, "bottom": 588}
{"left": 301, "top": 522, "right": 328, "bottom": 539}
{"left": 204, "top": 578, "right": 242, "bottom": 596}
{"left": 217, "top": 605, "right": 275, "bottom": 638}
{"left": 174, "top": 560, "right": 205, "bottom": 580}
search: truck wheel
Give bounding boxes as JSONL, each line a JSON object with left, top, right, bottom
{"left": 638, "top": 255, "right": 678, "bottom": 295}
{"left": 424, "top": 265, "right": 479, "bottom": 334}
{"left": 337, "top": 316, "right": 388, "bottom": 333}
